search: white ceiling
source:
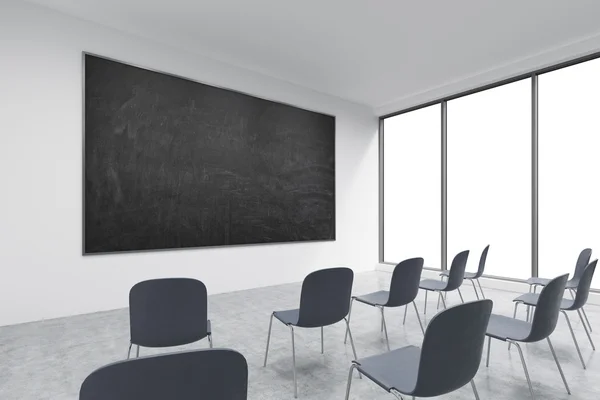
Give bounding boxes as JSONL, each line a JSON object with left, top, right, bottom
{"left": 23, "top": 0, "right": 600, "bottom": 112}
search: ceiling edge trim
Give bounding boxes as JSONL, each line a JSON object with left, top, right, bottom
{"left": 375, "top": 29, "right": 600, "bottom": 116}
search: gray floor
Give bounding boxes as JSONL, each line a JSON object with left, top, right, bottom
{"left": 1, "top": 271, "right": 598, "bottom": 400}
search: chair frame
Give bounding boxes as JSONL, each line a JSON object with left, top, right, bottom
{"left": 485, "top": 274, "right": 571, "bottom": 400}
{"left": 344, "top": 300, "right": 492, "bottom": 400}
{"left": 344, "top": 258, "right": 425, "bottom": 351}
{"left": 419, "top": 250, "right": 469, "bottom": 316}
{"left": 80, "top": 349, "right": 247, "bottom": 400}
{"left": 440, "top": 245, "right": 489, "bottom": 301}
{"left": 127, "top": 278, "right": 213, "bottom": 359}
{"left": 262, "top": 267, "right": 359, "bottom": 398}
{"left": 526, "top": 248, "right": 593, "bottom": 332}
{"left": 513, "top": 260, "right": 597, "bottom": 369}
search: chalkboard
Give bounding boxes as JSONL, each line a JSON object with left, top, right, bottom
{"left": 84, "top": 54, "right": 335, "bottom": 254}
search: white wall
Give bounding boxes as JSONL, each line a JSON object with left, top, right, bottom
{"left": 0, "top": 0, "right": 378, "bottom": 326}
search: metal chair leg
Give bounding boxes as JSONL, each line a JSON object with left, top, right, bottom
{"left": 577, "top": 308, "right": 595, "bottom": 350}
{"left": 390, "top": 389, "right": 405, "bottom": 399}
{"left": 424, "top": 290, "right": 428, "bottom": 316}
{"left": 477, "top": 278, "right": 486, "bottom": 299}
{"left": 344, "top": 317, "right": 361, "bottom": 379}
{"left": 403, "top": 304, "right": 408, "bottom": 325}
{"left": 208, "top": 333, "right": 213, "bottom": 348}
{"left": 509, "top": 302, "right": 520, "bottom": 351}
{"left": 439, "top": 292, "right": 447, "bottom": 309}
{"left": 457, "top": 287, "right": 465, "bottom": 303}
{"left": 437, "top": 276, "right": 444, "bottom": 309}
{"left": 486, "top": 336, "right": 491, "bottom": 367}
{"left": 547, "top": 337, "right": 571, "bottom": 395}
{"left": 321, "top": 326, "right": 324, "bottom": 354}
{"left": 570, "top": 289, "right": 592, "bottom": 332}
{"left": 344, "top": 298, "right": 354, "bottom": 344}
{"left": 290, "top": 326, "right": 298, "bottom": 398}
{"left": 471, "top": 279, "right": 480, "bottom": 300}
{"left": 510, "top": 340, "right": 535, "bottom": 399}
{"left": 581, "top": 307, "right": 593, "bottom": 333}
{"left": 437, "top": 292, "right": 443, "bottom": 310}
{"left": 561, "top": 311, "right": 585, "bottom": 369}
{"left": 263, "top": 313, "right": 274, "bottom": 367}
{"left": 471, "top": 379, "right": 481, "bottom": 400}
{"left": 127, "top": 342, "right": 132, "bottom": 359}
{"left": 135, "top": 345, "right": 140, "bottom": 358}
{"left": 526, "top": 285, "right": 533, "bottom": 322}
{"left": 344, "top": 364, "right": 357, "bottom": 400}
{"left": 412, "top": 301, "right": 425, "bottom": 334}
{"left": 380, "top": 306, "right": 390, "bottom": 351}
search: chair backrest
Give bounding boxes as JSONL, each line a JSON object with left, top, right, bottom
{"left": 386, "top": 258, "right": 424, "bottom": 307}
{"left": 571, "top": 260, "right": 597, "bottom": 310}
{"left": 571, "top": 248, "right": 592, "bottom": 282}
{"left": 445, "top": 250, "right": 470, "bottom": 290}
{"left": 474, "top": 245, "right": 490, "bottom": 278}
{"left": 526, "top": 274, "right": 569, "bottom": 342}
{"left": 297, "top": 267, "right": 353, "bottom": 328}
{"left": 129, "top": 278, "right": 209, "bottom": 347}
{"left": 413, "top": 300, "right": 493, "bottom": 397}
{"left": 80, "top": 349, "right": 247, "bottom": 400}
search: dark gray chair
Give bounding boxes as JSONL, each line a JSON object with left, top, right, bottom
{"left": 419, "top": 250, "right": 469, "bottom": 316}
{"left": 263, "top": 267, "right": 358, "bottom": 398}
{"left": 344, "top": 258, "right": 424, "bottom": 351}
{"left": 513, "top": 260, "right": 597, "bottom": 369}
{"left": 80, "top": 349, "right": 247, "bottom": 400}
{"left": 526, "top": 248, "right": 592, "bottom": 330}
{"left": 345, "top": 300, "right": 493, "bottom": 400}
{"left": 128, "top": 278, "right": 212, "bottom": 359}
{"left": 441, "top": 245, "right": 489, "bottom": 299}
{"left": 485, "top": 274, "right": 570, "bottom": 399}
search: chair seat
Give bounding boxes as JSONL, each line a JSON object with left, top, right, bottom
{"left": 354, "top": 291, "right": 390, "bottom": 307}
{"left": 513, "top": 293, "right": 540, "bottom": 306}
{"left": 355, "top": 345, "right": 419, "bottom": 394}
{"left": 526, "top": 277, "right": 552, "bottom": 286}
{"left": 419, "top": 279, "right": 447, "bottom": 291}
{"left": 486, "top": 314, "right": 531, "bottom": 342}
{"left": 527, "top": 276, "right": 579, "bottom": 288}
{"left": 513, "top": 293, "right": 576, "bottom": 311}
{"left": 440, "top": 271, "right": 478, "bottom": 279}
{"left": 273, "top": 309, "right": 300, "bottom": 326}
{"left": 565, "top": 279, "right": 579, "bottom": 289}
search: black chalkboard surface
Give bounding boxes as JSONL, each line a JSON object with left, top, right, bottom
{"left": 84, "top": 54, "right": 335, "bottom": 254}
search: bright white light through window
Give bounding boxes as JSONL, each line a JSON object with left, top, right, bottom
{"left": 447, "top": 80, "right": 532, "bottom": 279}
{"left": 384, "top": 105, "right": 441, "bottom": 268}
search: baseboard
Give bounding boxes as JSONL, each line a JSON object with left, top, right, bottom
{"left": 375, "top": 263, "right": 600, "bottom": 306}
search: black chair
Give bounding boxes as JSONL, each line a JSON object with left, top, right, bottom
{"left": 128, "top": 278, "right": 212, "bottom": 359}
{"left": 345, "top": 300, "right": 493, "bottom": 400}
{"left": 441, "top": 245, "right": 489, "bottom": 300}
{"left": 419, "top": 250, "right": 469, "bottom": 316}
{"left": 80, "top": 349, "right": 247, "bottom": 400}
{"left": 513, "top": 260, "right": 597, "bottom": 369}
{"left": 263, "top": 267, "right": 358, "bottom": 398}
{"left": 344, "top": 258, "right": 424, "bottom": 351}
{"left": 526, "top": 248, "right": 592, "bottom": 329}
{"left": 485, "top": 274, "right": 570, "bottom": 399}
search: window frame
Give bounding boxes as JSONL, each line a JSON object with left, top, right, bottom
{"left": 379, "top": 50, "right": 600, "bottom": 290}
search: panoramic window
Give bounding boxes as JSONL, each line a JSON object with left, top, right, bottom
{"left": 539, "top": 58, "right": 600, "bottom": 288}
{"left": 447, "top": 79, "right": 532, "bottom": 279}
{"left": 383, "top": 105, "right": 441, "bottom": 268}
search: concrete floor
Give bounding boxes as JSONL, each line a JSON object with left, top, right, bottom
{"left": 0, "top": 271, "right": 598, "bottom": 399}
